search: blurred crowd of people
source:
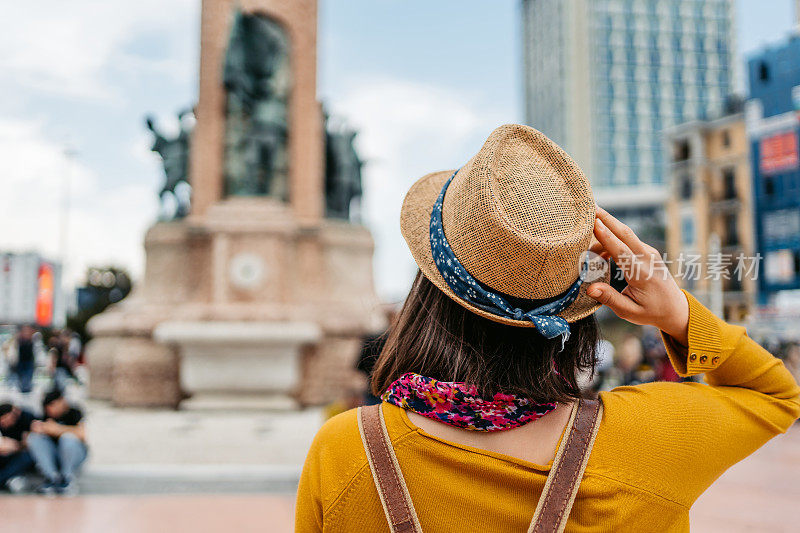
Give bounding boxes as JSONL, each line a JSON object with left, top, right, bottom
{"left": 587, "top": 326, "right": 687, "bottom": 392}
{"left": 1, "top": 325, "right": 84, "bottom": 394}
{"left": 0, "top": 324, "right": 88, "bottom": 495}
{"left": 754, "top": 339, "right": 800, "bottom": 385}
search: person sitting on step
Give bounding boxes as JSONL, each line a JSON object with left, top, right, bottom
{"left": 0, "top": 402, "right": 37, "bottom": 493}
{"left": 27, "top": 389, "right": 88, "bottom": 495}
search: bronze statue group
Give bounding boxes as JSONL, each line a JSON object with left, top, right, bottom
{"left": 146, "top": 10, "right": 364, "bottom": 224}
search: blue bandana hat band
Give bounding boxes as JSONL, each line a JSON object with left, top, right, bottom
{"left": 429, "top": 170, "right": 585, "bottom": 345}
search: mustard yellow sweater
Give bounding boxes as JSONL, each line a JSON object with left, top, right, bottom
{"left": 296, "top": 293, "right": 800, "bottom": 532}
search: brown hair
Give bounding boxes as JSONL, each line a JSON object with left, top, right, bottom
{"left": 371, "top": 271, "right": 599, "bottom": 404}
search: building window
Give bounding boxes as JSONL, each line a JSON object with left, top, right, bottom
{"left": 675, "top": 99, "right": 685, "bottom": 122}
{"left": 758, "top": 61, "right": 770, "bottom": 82}
{"left": 724, "top": 214, "right": 739, "bottom": 246}
{"left": 681, "top": 216, "right": 695, "bottom": 245}
{"left": 721, "top": 129, "right": 730, "bottom": 148}
{"left": 764, "top": 175, "right": 775, "bottom": 196}
{"left": 722, "top": 168, "right": 736, "bottom": 199}
{"left": 674, "top": 140, "right": 691, "bottom": 161}
{"left": 763, "top": 209, "right": 800, "bottom": 243}
{"left": 672, "top": 35, "right": 681, "bottom": 53}
{"left": 795, "top": 251, "right": 800, "bottom": 278}
{"left": 726, "top": 272, "right": 742, "bottom": 293}
{"left": 679, "top": 174, "right": 693, "bottom": 200}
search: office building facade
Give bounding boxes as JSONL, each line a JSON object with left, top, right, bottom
{"left": 746, "top": 35, "right": 800, "bottom": 304}
{"left": 522, "top": 0, "right": 734, "bottom": 234}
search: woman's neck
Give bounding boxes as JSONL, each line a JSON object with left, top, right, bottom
{"left": 405, "top": 401, "right": 576, "bottom": 466}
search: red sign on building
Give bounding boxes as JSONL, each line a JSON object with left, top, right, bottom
{"left": 35, "top": 262, "right": 54, "bottom": 327}
{"left": 760, "top": 131, "right": 799, "bottom": 174}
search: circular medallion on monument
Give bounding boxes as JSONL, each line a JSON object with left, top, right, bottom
{"left": 229, "top": 252, "right": 266, "bottom": 290}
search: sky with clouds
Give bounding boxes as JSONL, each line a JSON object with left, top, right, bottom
{"left": 0, "top": 0, "right": 795, "bottom": 302}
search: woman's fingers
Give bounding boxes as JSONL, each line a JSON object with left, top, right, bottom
{"left": 589, "top": 239, "right": 604, "bottom": 254}
{"left": 593, "top": 218, "right": 638, "bottom": 278}
{"left": 588, "top": 239, "right": 611, "bottom": 260}
{"left": 596, "top": 206, "right": 649, "bottom": 257}
{"left": 589, "top": 208, "right": 688, "bottom": 340}
{"left": 587, "top": 282, "right": 643, "bottom": 320}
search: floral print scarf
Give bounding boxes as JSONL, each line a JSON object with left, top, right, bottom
{"left": 381, "top": 372, "right": 557, "bottom": 431}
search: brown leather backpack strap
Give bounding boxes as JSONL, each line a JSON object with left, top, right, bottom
{"left": 358, "top": 404, "right": 423, "bottom": 533}
{"left": 528, "top": 398, "right": 603, "bottom": 533}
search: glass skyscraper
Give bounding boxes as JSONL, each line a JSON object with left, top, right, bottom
{"left": 522, "top": 0, "right": 734, "bottom": 215}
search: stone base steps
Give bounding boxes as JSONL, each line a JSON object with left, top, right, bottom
{"left": 74, "top": 464, "right": 301, "bottom": 495}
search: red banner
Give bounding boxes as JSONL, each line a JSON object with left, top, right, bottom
{"left": 35, "top": 262, "right": 54, "bottom": 327}
{"left": 760, "top": 131, "right": 799, "bottom": 174}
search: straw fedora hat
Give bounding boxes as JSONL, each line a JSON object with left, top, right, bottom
{"left": 400, "top": 123, "right": 608, "bottom": 329}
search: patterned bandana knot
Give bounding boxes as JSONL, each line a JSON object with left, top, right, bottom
{"left": 430, "top": 170, "right": 586, "bottom": 345}
{"left": 382, "top": 373, "right": 557, "bottom": 431}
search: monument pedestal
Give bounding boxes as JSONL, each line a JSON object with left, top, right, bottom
{"left": 86, "top": 297, "right": 184, "bottom": 408}
{"left": 87, "top": 201, "right": 381, "bottom": 408}
{"left": 153, "top": 320, "right": 320, "bottom": 407}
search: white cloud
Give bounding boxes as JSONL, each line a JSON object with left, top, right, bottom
{"left": 0, "top": 118, "right": 156, "bottom": 288}
{"left": 0, "top": 1, "right": 196, "bottom": 292}
{"left": 0, "top": 0, "right": 198, "bottom": 100}
{"left": 329, "top": 78, "right": 513, "bottom": 301}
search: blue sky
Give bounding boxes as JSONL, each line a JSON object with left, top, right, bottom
{"left": 0, "top": 0, "right": 795, "bottom": 301}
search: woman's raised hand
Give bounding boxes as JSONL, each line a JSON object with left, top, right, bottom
{"left": 587, "top": 207, "right": 690, "bottom": 346}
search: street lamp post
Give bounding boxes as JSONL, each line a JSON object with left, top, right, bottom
{"left": 59, "top": 148, "right": 76, "bottom": 280}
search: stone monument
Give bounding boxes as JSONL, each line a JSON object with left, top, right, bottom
{"left": 86, "top": 0, "right": 382, "bottom": 408}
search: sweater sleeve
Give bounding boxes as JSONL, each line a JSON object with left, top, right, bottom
{"left": 661, "top": 290, "right": 800, "bottom": 424}
{"left": 597, "top": 290, "right": 800, "bottom": 506}
{"left": 296, "top": 433, "right": 324, "bottom": 533}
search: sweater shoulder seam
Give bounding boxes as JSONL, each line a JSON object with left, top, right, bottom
{"left": 587, "top": 470, "right": 690, "bottom": 509}
{"left": 323, "top": 430, "right": 417, "bottom": 516}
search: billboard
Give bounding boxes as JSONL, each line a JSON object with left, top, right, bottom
{"left": 763, "top": 208, "right": 800, "bottom": 243}
{"left": 764, "top": 249, "right": 797, "bottom": 284}
{"left": 760, "top": 130, "right": 799, "bottom": 174}
{"left": 0, "top": 252, "right": 63, "bottom": 327}
{"left": 35, "top": 262, "right": 55, "bottom": 326}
